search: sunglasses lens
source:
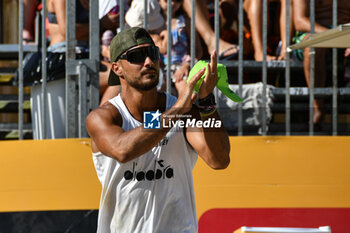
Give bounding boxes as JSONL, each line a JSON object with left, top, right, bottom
{"left": 127, "top": 50, "right": 146, "bottom": 63}
{"left": 126, "top": 46, "right": 159, "bottom": 63}
{"left": 146, "top": 46, "right": 160, "bottom": 61}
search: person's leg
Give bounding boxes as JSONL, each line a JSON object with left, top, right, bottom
{"left": 278, "top": 0, "right": 294, "bottom": 60}
{"left": 243, "top": 0, "right": 276, "bottom": 61}
{"left": 23, "top": 0, "right": 37, "bottom": 43}
{"left": 219, "top": 0, "right": 236, "bottom": 30}
{"left": 183, "top": 0, "right": 238, "bottom": 58}
{"left": 303, "top": 47, "right": 327, "bottom": 125}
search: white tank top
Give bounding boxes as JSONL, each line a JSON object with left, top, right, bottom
{"left": 92, "top": 93, "right": 198, "bottom": 233}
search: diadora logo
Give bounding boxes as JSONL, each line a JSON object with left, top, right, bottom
{"left": 143, "top": 110, "right": 161, "bottom": 129}
{"left": 124, "top": 159, "right": 174, "bottom": 182}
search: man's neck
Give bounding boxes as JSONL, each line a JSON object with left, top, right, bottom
{"left": 121, "top": 87, "right": 161, "bottom": 122}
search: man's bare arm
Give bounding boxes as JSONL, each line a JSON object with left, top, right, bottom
{"left": 87, "top": 105, "right": 173, "bottom": 163}
{"left": 86, "top": 68, "right": 205, "bottom": 163}
{"left": 176, "top": 51, "right": 230, "bottom": 169}
{"left": 185, "top": 108, "right": 230, "bottom": 169}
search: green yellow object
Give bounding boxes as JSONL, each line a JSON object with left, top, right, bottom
{"left": 187, "top": 60, "right": 243, "bottom": 102}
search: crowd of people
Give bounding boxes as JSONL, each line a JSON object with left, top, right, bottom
{"left": 22, "top": 0, "right": 350, "bottom": 127}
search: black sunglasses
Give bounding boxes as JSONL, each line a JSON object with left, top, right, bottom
{"left": 119, "top": 46, "right": 160, "bottom": 63}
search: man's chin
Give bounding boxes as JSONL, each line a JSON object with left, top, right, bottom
{"left": 128, "top": 77, "right": 159, "bottom": 91}
{"left": 140, "top": 82, "right": 158, "bottom": 91}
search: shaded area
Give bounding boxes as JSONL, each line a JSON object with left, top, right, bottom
{"left": 0, "top": 210, "right": 98, "bottom": 233}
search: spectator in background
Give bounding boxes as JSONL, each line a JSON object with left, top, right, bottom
{"left": 99, "top": 0, "right": 131, "bottom": 105}
{"left": 182, "top": 0, "right": 239, "bottom": 59}
{"left": 243, "top": 0, "right": 276, "bottom": 61}
{"left": 48, "top": 0, "right": 128, "bottom": 98}
{"left": 243, "top": 0, "right": 293, "bottom": 61}
{"left": 293, "top": 0, "right": 350, "bottom": 128}
{"left": 215, "top": 0, "right": 292, "bottom": 61}
{"left": 99, "top": 0, "right": 131, "bottom": 32}
{"left": 125, "top": 0, "right": 165, "bottom": 34}
{"left": 47, "top": 0, "right": 90, "bottom": 48}
{"left": 277, "top": 0, "right": 293, "bottom": 60}
{"left": 13, "top": 0, "right": 90, "bottom": 87}
{"left": 156, "top": 0, "right": 203, "bottom": 92}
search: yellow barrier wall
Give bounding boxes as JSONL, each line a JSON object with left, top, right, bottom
{"left": 194, "top": 136, "right": 350, "bottom": 217}
{"left": 0, "top": 139, "right": 101, "bottom": 212}
{"left": 1, "top": 136, "right": 350, "bottom": 216}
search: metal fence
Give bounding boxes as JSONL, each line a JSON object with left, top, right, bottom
{"left": 11, "top": 0, "right": 350, "bottom": 139}
{"left": 16, "top": 0, "right": 99, "bottom": 139}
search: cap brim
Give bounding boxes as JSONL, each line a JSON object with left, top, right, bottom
{"left": 216, "top": 64, "right": 243, "bottom": 103}
{"left": 218, "top": 86, "right": 243, "bottom": 103}
{"left": 108, "top": 69, "right": 121, "bottom": 86}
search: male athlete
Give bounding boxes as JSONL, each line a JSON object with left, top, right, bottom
{"left": 86, "top": 27, "right": 230, "bottom": 233}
